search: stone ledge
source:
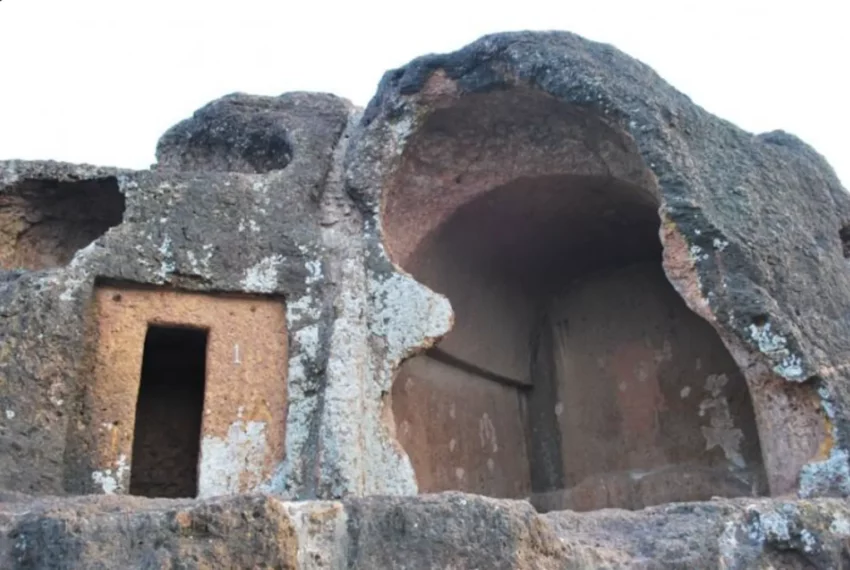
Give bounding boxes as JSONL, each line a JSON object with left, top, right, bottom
{"left": 3, "top": 491, "right": 849, "bottom": 568}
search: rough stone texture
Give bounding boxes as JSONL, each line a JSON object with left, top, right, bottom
{"left": 0, "top": 91, "right": 357, "bottom": 498}
{"left": 541, "top": 261, "right": 765, "bottom": 510}
{"left": 1, "top": 494, "right": 299, "bottom": 569}
{"left": 0, "top": 176, "right": 125, "bottom": 271}
{"left": 74, "top": 285, "right": 287, "bottom": 498}
{"left": 3, "top": 492, "right": 850, "bottom": 569}
{"left": 0, "top": 87, "right": 447, "bottom": 501}
{"left": 1, "top": 28, "right": 850, "bottom": 569}
{"left": 156, "top": 92, "right": 348, "bottom": 177}
{"left": 346, "top": 30, "right": 850, "bottom": 504}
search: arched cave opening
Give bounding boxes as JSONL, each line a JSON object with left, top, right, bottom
{"left": 384, "top": 90, "right": 767, "bottom": 511}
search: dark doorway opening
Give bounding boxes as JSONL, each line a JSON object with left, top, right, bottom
{"left": 129, "top": 325, "right": 208, "bottom": 498}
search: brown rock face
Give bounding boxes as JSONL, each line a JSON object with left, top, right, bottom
{"left": 373, "top": 78, "right": 763, "bottom": 510}
{"left": 348, "top": 30, "right": 850, "bottom": 510}
{"left": 2, "top": 28, "right": 850, "bottom": 569}
{"left": 65, "top": 285, "right": 288, "bottom": 498}
{"left": 0, "top": 176, "right": 124, "bottom": 271}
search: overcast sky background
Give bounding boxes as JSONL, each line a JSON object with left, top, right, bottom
{"left": 1, "top": 0, "right": 846, "bottom": 186}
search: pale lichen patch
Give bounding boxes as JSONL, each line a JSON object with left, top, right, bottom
{"left": 241, "top": 255, "right": 285, "bottom": 293}
{"left": 91, "top": 454, "right": 129, "bottom": 495}
{"left": 156, "top": 234, "right": 175, "bottom": 281}
{"left": 712, "top": 237, "right": 729, "bottom": 251}
{"left": 758, "top": 507, "right": 794, "bottom": 542}
{"left": 198, "top": 419, "right": 268, "bottom": 498}
{"left": 799, "top": 448, "right": 850, "bottom": 498}
{"left": 368, "top": 270, "right": 453, "bottom": 371}
{"left": 58, "top": 241, "right": 99, "bottom": 301}
{"left": 747, "top": 321, "right": 805, "bottom": 380}
{"left": 699, "top": 373, "right": 745, "bottom": 467}
{"left": 829, "top": 514, "right": 850, "bottom": 536}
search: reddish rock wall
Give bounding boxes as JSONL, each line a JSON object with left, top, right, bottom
{"left": 393, "top": 355, "right": 531, "bottom": 498}
{"left": 538, "top": 262, "right": 765, "bottom": 510}
{"left": 73, "top": 285, "right": 288, "bottom": 497}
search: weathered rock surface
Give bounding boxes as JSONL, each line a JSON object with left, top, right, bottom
{"left": 2, "top": 28, "right": 850, "bottom": 570}
{"left": 3, "top": 492, "right": 850, "bottom": 569}
{"left": 155, "top": 92, "right": 349, "bottom": 177}
{"left": 0, "top": 90, "right": 357, "bottom": 498}
{"left": 347, "top": 30, "right": 850, "bottom": 502}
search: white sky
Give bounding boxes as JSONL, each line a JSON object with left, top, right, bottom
{"left": 1, "top": 0, "right": 847, "bottom": 186}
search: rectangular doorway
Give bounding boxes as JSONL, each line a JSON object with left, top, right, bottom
{"left": 129, "top": 324, "right": 208, "bottom": 498}
{"left": 83, "top": 285, "right": 288, "bottom": 497}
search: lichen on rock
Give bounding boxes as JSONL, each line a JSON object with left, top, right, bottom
{"left": 1, "top": 29, "right": 849, "bottom": 569}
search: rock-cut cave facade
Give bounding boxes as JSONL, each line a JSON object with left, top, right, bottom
{"left": 2, "top": 29, "right": 850, "bottom": 569}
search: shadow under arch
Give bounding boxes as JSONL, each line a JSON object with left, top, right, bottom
{"left": 381, "top": 89, "right": 767, "bottom": 511}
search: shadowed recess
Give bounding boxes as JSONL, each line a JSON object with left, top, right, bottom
{"left": 129, "top": 325, "right": 208, "bottom": 498}
{"left": 383, "top": 90, "right": 766, "bottom": 511}
{"left": 0, "top": 177, "right": 124, "bottom": 271}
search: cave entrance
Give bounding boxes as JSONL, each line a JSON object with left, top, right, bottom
{"left": 392, "top": 175, "right": 767, "bottom": 509}
{"left": 129, "top": 325, "right": 208, "bottom": 498}
{"left": 382, "top": 89, "right": 766, "bottom": 511}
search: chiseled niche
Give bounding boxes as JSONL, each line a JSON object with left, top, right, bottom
{"left": 80, "top": 284, "right": 287, "bottom": 498}
{"left": 0, "top": 177, "right": 124, "bottom": 271}
{"left": 384, "top": 88, "right": 767, "bottom": 510}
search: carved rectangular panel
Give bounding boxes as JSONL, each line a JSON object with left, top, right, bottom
{"left": 86, "top": 285, "right": 287, "bottom": 498}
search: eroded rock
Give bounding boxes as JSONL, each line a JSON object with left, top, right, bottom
{"left": 0, "top": 174, "right": 124, "bottom": 272}
{"left": 348, "top": 30, "right": 850, "bottom": 507}
{"left": 3, "top": 493, "right": 850, "bottom": 569}
{"left": 155, "top": 92, "right": 350, "bottom": 178}
{"left": 1, "top": 28, "right": 849, "bottom": 569}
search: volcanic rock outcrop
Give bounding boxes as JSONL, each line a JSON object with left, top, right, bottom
{"left": 1, "top": 30, "right": 849, "bottom": 568}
